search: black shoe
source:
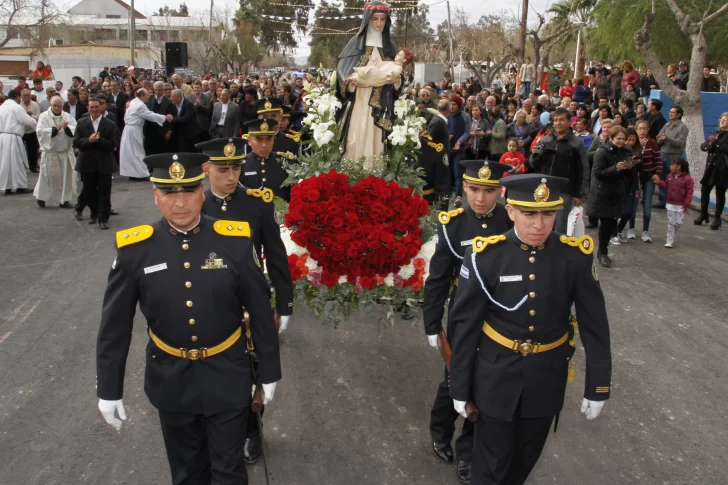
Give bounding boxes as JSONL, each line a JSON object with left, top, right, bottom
{"left": 73, "top": 209, "right": 83, "bottom": 221}
{"left": 4, "top": 189, "right": 11, "bottom": 195}
{"left": 432, "top": 441, "right": 454, "bottom": 463}
{"left": 99, "top": 222, "right": 109, "bottom": 230}
{"left": 598, "top": 253, "right": 611, "bottom": 268}
{"left": 110, "top": 209, "right": 119, "bottom": 216}
{"left": 694, "top": 214, "right": 709, "bottom": 225}
{"left": 710, "top": 218, "right": 722, "bottom": 230}
{"left": 89, "top": 218, "right": 97, "bottom": 225}
{"left": 14, "top": 188, "right": 30, "bottom": 194}
{"left": 36, "top": 200, "right": 45, "bottom": 208}
{"left": 59, "top": 202, "right": 73, "bottom": 209}
{"left": 456, "top": 461, "right": 472, "bottom": 483}
{"left": 244, "top": 436, "right": 262, "bottom": 464}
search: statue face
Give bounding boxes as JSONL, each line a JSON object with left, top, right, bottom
{"left": 370, "top": 13, "right": 387, "bottom": 32}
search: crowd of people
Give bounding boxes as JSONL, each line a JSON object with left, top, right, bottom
{"left": 406, "top": 58, "right": 725, "bottom": 266}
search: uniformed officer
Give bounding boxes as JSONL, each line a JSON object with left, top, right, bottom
{"left": 417, "top": 133, "right": 451, "bottom": 210}
{"left": 197, "top": 136, "right": 294, "bottom": 463}
{"left": 95, "top": 152, "right": 281, "bottom": 485}
{"left": 255, "top": 96, "right": 301, "bottom": 160}
{"left": 449, "top": 173, "right": 612, "bottom": 485}
{"left": 424, "top": 160, "right": 514, "bottom": 483}
{"left": 241, "top": 118, "right": 293, "bottom": 201}
{"left": 280, "top": 104, "right": 305, "bottom": 135}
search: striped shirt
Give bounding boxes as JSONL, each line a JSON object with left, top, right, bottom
{"left": 639, "top": 138, "right": 662, "bottom": 175}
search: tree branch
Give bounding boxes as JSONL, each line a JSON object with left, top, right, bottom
{"left": 702, "top": 1, "right": 728, "bottom": 25}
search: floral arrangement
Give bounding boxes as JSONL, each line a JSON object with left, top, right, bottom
{"left": 281, "top": 83, "right": 437, "bottom": 325}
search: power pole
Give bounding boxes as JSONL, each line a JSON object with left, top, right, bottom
{"left": 40, "top": 0, "right": 45, "bottom": 55}
{"left": 403, "top": 9, "right": 409, "bottom": 47}
{"left": 520, "top": 0, "right": 528, "bottom": 61}
{"left": 210, "top": 0, "right": 214, "bottom": 41}
{"left": 446, "top": 0, "right": 454, "bottom": 80}
{"left": 130, "top": 0, "right": 136, "bottom": 67}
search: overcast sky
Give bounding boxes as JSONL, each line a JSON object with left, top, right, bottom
{"left": 69, "top": 0, "right": 552, "bottom": 59}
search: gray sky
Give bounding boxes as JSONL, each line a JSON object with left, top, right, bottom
{"left": 98, "top": 0, "right": 552, "bottom": 58}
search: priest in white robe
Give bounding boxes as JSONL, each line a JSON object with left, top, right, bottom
{"left": 34, "top": 96, "right": 77, "bottom": 207}
{"left": 120, "top": 89, "right": 170, "bottom": 179}
{"left": 0, "top": 89, "right": 37, "bottom": 194}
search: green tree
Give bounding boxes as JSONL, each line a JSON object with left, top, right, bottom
{"left": 590, "top": 0, "right": 728, "bottom": 65}
{"left": 155, "top": 4, "right": 189, "bottom": 17}
{"left": 391, "top": 5, "right": 435, "bottom": 46}
{"left": 238, "top": 0, "right": 312, "bottom": 53}
{"left": 307, "top": 0, "right": 361, "bottom": 67}
{"left": 548, "top": 0, "right": 598, "bottom": 77}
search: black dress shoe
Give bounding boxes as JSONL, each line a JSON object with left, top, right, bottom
{"left": 4, "top": 189, "right": 11, "bottom": 195}
{"left": 73, "top": 209, "right": 83, "bottom": 221}
{"left": 14, "top": 188, "right": 30, "bottom": 194}
{"left": 59, "top": 202, "right": 73, "bottom": 209}
{"left": 432, "top": 441, "right": 454, "bottom": 463}
{"left": 37, "top": 200, "right": 45, "bottom": 208}
{"left": 598, "top": 253, "right": 611, "bottom": 268}
{"left": 693, "top": 214, "right": 709, "bottom": 225}
{"left": 244, "top": 436, "right": 262, "bottom": 464}
{"left": 710, "top": 219, "right": 722, "bottom": 230}
{"left": 99, "top": 222, "right": 109, "bottom": 230}
{"left": 89, "top": 218, "right": 97, "bottom": 225}
{"left": 110, "top": 209, "right": 119, "bottom": 216}
{"left": 456, "top": 461, "right": 472, "bottom": 483}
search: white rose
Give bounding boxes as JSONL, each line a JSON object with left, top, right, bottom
{"left": 383, "top": 274, "right": 395, "bottom": 287}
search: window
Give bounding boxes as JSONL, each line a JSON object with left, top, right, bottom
{"left": 106, "top": 15, "right": 121, "bottom": 19}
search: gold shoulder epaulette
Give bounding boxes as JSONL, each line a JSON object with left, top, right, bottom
{"left": 285, "top": 132, "right": 302, "bottom": 143}
{"left": 214, "top": 220, "right": 251, "bottom": 237}
{"left": 428, "top": 141, "right": 444, "bottom": 152}
{"left": 559, "top": 234, "right": 594, "bottom": 255}
{"left": 116, "top": 225, "right": 154, "bottom": 248}
{"left": 245, "top": 188, "right": 274, "bottom": 203}
{"left": 473, "top": 235, "right": 507, "bottom": 253}
{"left": 276, "top": 151, "right": 296, "bottom": 160}
{"left": 438, "top": 208, "right": 464, "bottom": 225}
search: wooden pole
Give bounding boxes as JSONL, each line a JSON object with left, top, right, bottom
{"left": 130, "top": 0, "right": 136, "bottom": 67}
{"left": 403, "top": 9, "right": 409, "bottom": 47}
{"left": 520, "top": 0, "right": 528, "bottom": 61}
{"left": 447, "top": 0, "right": 454, "bottom": 80}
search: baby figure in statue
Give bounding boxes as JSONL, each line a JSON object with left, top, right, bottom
{"left": 348, "top": 48, "right": 414, "bottom": 92}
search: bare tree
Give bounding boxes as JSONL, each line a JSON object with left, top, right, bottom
{"left": 634, "top": 0, "right": 728, "bottom": 177}
{"left": 0, "top": 0, "right": 59, "bottom": 48}
{"left": 527, "top": 12, "right": 570, "bottom": 77}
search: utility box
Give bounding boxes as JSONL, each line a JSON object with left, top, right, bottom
{"left": 414, "top": 63, "right": 446, "bottom": 85}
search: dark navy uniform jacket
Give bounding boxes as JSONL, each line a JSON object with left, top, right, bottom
{"left": 423, "top": 204, "right": 512, "bottom": 337}
{"left": 244, "top": 145, "right": 294, "bottom": 202}
{"left": 202, "top": 183, "right": 294, "bottom": 316}
{"left": 449, "top": 229, "right": 612, "bottom": 421}
{"left": 96, "top": 215, "right": 281, "bottom": 415}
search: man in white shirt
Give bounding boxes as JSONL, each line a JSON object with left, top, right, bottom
{"left": 32, "top": 78, "right": 47, "bottom": 105}
{"left": 21, "top": 88, "right": 41, "bottom": 172}
{"left": 39, "top": 86, "right": 57, "bottom": 112}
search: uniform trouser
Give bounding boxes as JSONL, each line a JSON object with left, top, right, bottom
{"left": 77, "top": 172, "right": 112, "bottom": 222}
{"left": 23, "top": 132, "right": 39, "bottom": 172}
{"left": 471, "top": 411, "right": 554, "bottom": 485}
{"left": 159, "top": 407, "right": 250, "bottom": 485}
{"left": 429, "top": 294, "right": 474, "bottom": 462}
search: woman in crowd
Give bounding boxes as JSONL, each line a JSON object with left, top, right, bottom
{"left": 613, "top": 112, "right": 627, "bottom": 128}
{"left": 505, "top": 98, "right": 518, "bottom": 124}
{"left": 262, "top": 87, "right": 274, "bottom": 98}
{"left": 78, "top": 88, "right": 89, "bottom": 105}
{"left": 123, "top": 79, "right": 133, "bottom": 93}
{"left": 507, "top": 109, "right": 530, "bottom": 155}
{"left": 487, "top": 105, "right": 508, "bottom": 161}
{"left": 695, "top": 112, "right": 728, "bottom": 229}
{"left": 31, "top": 61, "right": 51, "bottom": 80}
{"left": 559, "top": 79, "right": 574, "bottom": 99}
{"left": 239, "top": 86, "right": 259, "bottom": 134}
{"left": 620, "top": 61, "right": 640, "bottom": 91}
{"left": 589, "top": 125, "right": 635, "bottom": 267}
{"left": 572, "top": 78, "right": 592, "bottom": 104}
{"left": 570, "top": 104, "right": 589, "bottom": 126}
{"left": 468, "top": 104, "right": 491, "bottom": 159}
{"left": 589, "top": 105, "right": 612, "bottom": 137}
{"left": 636, "top": 102, "right": 647, "bottom": 120}
{"left": 627, "top": 119, "right": 662, "bottom": 242}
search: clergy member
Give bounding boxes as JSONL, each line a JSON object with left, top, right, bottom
{"left": 34, "top": 96, "right": 78, "bottom": 208}
{"left": 0, "top": 89, "right": 37, "bottom": 194}
{"left": 120, "top": 88, "right": 172, "bottom": 181}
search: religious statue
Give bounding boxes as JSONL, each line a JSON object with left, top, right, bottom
{"left": 336, "top": 1, "right": 414, "bottom": 168}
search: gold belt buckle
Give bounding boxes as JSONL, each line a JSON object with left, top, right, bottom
{"left": 514, "top": 339, "right": 535, "bottom": 356}
{"left": 181, "top": 348, "right": 208, "bottom": 360}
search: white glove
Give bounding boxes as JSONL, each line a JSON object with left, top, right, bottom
{"left": 427, "top": 334, "right": 439, "bottom": 348}
{"left": 278, "top": 315, "right": 291, "bottom": 334}
{"left": 453, "top": 399, "right": 467, "bottom": 419}
{"left": 98, "top": 399, "right": 126, "bottom": 430}
{"left": 581, "top": 398, "right": 605, "bottom": 420}
{"left": 262, "top": 382, "right": 277, "bottom": 405}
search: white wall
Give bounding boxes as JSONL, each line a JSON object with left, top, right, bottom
{"left": 67, "top": 0, "right": 131, "bottom": 19}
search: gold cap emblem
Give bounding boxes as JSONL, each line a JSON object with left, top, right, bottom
{"left": 223, "top": 143, "right": 236, "bottom": 158}
{"left": 534, "top": 182, "right": 550, "bottom": 203}
{"left": 260, "top": 121, "right": 269, "bottom": 132}
{"left": 478, "top": 166, "right": 492, "bottom": 180}
{"left": 169, "top": 161, "right": 185, "bottom": 181}
{"left": 264, "top": 101, "right": 272, "bottom": 110}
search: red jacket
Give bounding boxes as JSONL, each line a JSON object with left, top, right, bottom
{"left": 657, "top": 172, "right": 694, "bottom": 208}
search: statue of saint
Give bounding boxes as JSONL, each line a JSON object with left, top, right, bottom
{"left": 336, "top": 1, "right": 413, "bottom": 168}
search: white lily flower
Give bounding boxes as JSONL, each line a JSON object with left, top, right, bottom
{"left": 394, "top": 98, "right": 409, "bottom": 118}
{"left": 388, "top": 125, "right": 408, "bottom": 146}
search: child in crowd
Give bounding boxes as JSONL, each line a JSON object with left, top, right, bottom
{"left": 653, "top": 159, "right": 694, "bottom": 248}
{"left": 500, "top": 139, "right": 527, "bottom": 174}
{"left": 620, "top": 83, "right": 638, "bottom": 105}
{"left": 572, "top": 118, "right": 593, "bottom": 149}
